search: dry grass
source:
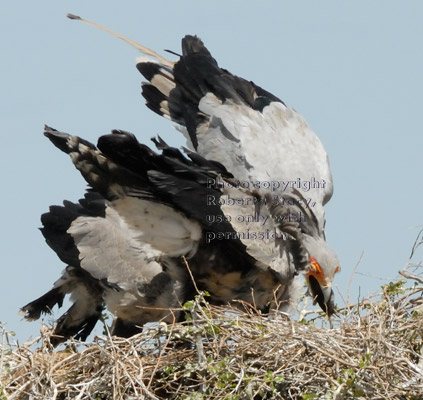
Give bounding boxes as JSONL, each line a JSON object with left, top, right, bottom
{"left": 1, "top": 263, "right": 423, "bottom": 400}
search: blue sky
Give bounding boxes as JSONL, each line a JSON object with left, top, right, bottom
{"left": 1, "top": 1, "right": 422, "bottom": 343}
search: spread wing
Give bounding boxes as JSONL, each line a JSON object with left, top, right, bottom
{"left": 137, "top": 35, "right": 333, "bottom": 231}
{"left": 21, "top": 191, "right": 188, "bottom": 343}
{"left": 43, "top": 126, "right": 312, "bottom": 276}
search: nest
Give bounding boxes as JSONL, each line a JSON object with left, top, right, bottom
{"left": 1, "top": 263, "right": 423, "bottom": 400}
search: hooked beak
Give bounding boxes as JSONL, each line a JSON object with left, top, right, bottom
{"left": 306, "top": 257, "right": 336, "bottom": 316}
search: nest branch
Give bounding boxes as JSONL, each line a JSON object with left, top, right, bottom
{"left": 1, "top": 272, "right": 423, "bottom": 399}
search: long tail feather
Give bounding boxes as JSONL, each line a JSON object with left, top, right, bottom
{"left": 66, "top": 13, "right": 174, "bottom": 68}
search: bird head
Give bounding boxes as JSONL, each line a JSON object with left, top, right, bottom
{"left": 302, "top": 237, "right": 340, "bottom": 316}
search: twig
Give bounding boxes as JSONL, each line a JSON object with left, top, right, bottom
{"left": 182, "top": 255, "right": 201, "bottom": 295}
{"left": 2, "top": 272, "right": 423, "bottom": 398}
{"left": 399, "top": 269, "right": 423, "bottom": 285}
{"left": 346, "top": 250, "right": 364, "bottom": 307}
{"left": 409, "top": 228, "right": 423, "bottom": 259}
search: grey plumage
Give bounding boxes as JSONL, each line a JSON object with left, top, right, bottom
{"left": 21, "top": 34, "right": 339, "bottom": 343}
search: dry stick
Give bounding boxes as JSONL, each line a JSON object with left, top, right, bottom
{"left": 191, "top": 303, "right": 207, "bottom": 367}
{"left": 8, "top": 381, "right": 31, "bottom": 400}
{"left": 182, "top": 255, "right": 201, "bottom": 295}
{"left": 182, "top": 255, "right": 207, "bottom": 385}
{"left": 0, "top": 325, "right": 8, "bottom": 377}
{"left": 399, "top": 269, "right": 423, "bottom": 285}
{"left": 146, "top": 312, "right": 176, "bottom": 393}
{"left": 409, "top": 228, "right": 423, "bottom": 259}
{"left": 346, "top": 250, "right": 364, "bottom": 307}
{"left": 3, "top": 274, "right": 423, "bottom": 398}
{"left": 66, "top": 13, "right": 174, "bottom": 67}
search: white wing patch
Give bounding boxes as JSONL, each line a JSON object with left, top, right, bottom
{"left": 136, "top": 56, "right": 176, "bottom": 96}
{"left": 67, "top": 205, "right": 164, "bottom": 286}
{"left": 111, "top": 197, "right": 202, "bottom": 257}
{"left": 67, "top": 202, "right": 189, "bottom": 325}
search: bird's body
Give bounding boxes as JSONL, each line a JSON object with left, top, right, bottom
{"left": 21, "top": 33, "right": 339, "bottom": 344}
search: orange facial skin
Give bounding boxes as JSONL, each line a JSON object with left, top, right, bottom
{"left": 306, "top": 257, "right": 327, "bottom": 286}
{"left": 306, "top": 257, "right": 340, "bottom": 317}
{"left": 306, "top": 257, "right": 340, "bottom": 287}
